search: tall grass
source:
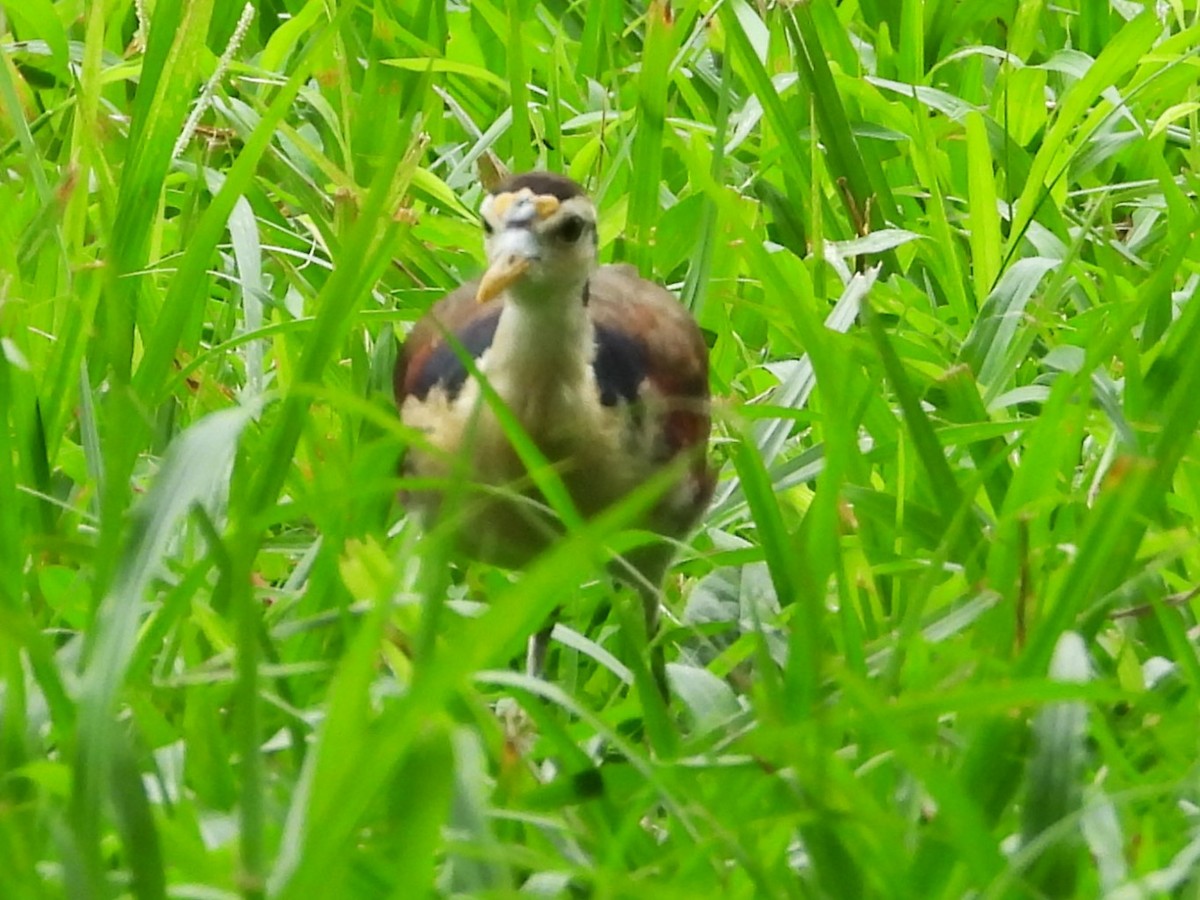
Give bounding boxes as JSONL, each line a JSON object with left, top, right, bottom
{"left": 2, "top": 1, "right": 1199, "bottom": 896}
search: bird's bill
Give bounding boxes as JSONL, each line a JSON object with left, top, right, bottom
{"left": 476, "top": 254, "right": 532, "bottom": 303}
{"left": 476, "top": 228, "right": 540, "bottom": 303}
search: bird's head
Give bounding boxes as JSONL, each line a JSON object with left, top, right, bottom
{"left": 476, "top": 172, "right": 598, "bottom": 306}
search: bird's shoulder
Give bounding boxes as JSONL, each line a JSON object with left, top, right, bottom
{"left": 395, "top": 264, "right": 710, "bottom": 410}
{"left": 586, "top": 264, "right": 709, "bottom": 403}
{"left": 394, "top": 280, "right": 497, "bottom": 405}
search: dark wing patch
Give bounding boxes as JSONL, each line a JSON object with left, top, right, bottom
{"left": 586, "top": 265, "right": 712, "bottom": 482}
{"left": 404, "top": 310, "right": 501, "bottom": 402}
{"left": 593, "top": 323, "right": 648, "bottom": 406}
{"left": 492, "top": 171, "right": 586, "bottom": 202}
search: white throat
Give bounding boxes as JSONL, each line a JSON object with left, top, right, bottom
{"left": 482, "top": 282, "right": 594, "bottom": 423}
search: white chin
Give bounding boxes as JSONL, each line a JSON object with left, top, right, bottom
{"left": 512, "top": 272, "right": 587, "bottom": 302}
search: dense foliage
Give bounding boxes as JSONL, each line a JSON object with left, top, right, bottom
{"left": 2, "top": 1, "right": 1199, "bottom": 896}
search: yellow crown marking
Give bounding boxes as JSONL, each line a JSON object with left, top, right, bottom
{"left": 490, "top": 188, "right": 561, "bottom": 221}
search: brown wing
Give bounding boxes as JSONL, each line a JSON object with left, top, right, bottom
{"left": 394, "top": 280, "right": 500, "bottom": 406}
{"left": 586, "top": 264, "right": 714, "bottom": 533}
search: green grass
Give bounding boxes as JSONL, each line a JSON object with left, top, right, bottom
{"left": 3, "top": 1, "right": 1200, "bottom": 897}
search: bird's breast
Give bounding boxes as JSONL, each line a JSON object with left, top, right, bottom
{"left": 400, "top": 361, "right": 645, "bottom": 567}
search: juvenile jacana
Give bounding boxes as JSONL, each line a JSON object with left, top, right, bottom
{"left": 394, "top": 171, "right": 713, "bottom": 686}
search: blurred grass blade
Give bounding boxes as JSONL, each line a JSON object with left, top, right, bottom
{"left": 787, "top": 5, "right": 898, "bottom": 229}
{"left": 73, "top": 403, "right": 258, "bottom": 881}
{"left": 717, "top": 2, "right": 813, "bottom": 217}
{"left": 385, "top": 724, "right": 455, "bottom": 898}
{"left": 103, "top": 0, "right": 214, "bottom": 383}
{"left": 626, "top": 0, "right": 677, "bottom": 274}
{"left": 862, "top": 298, "right": 966, "bottom": 532}
{"left": 1006, "top": 12, "right": 1158, "bottom": 252}
{"left": 1020, "top": 632, "right": 1091, "bottom": 896}
{"left": 713, "top": 267, "right": 869, "bottom": 515}
{"left": 505, "top": 0, "right": 532, "bottom": 171}
{"left": 959, "top": 257, "right": 1057, "bottom": 392}
{"left": 133, "top": 3, "right": 358, "bottom": 400}
{"left": 964, "top": 110, "right": 1001, "bottom": 300}
{"left": 110, "top": 735, "right": 166, "bottom": 900}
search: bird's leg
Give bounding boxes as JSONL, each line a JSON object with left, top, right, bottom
{"left": 526, "top": 607, "right": 561, "bottom": 679}
{"left": 612, "top": 547, "right": 675, "bottom": 703}
{"left": 639, "top": 583, "right": 671, "bottom": 702}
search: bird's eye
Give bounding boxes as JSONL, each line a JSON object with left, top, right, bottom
{"left": 555, "top": 214, "right": 587, "bottom": 243}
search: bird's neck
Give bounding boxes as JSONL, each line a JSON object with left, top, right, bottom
{"left": 485, "top": 284, "right": 593, "bottom": 412}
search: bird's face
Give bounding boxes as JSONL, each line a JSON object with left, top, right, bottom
{"left": 477, "top": 187, "right": 598, "bottom": 305}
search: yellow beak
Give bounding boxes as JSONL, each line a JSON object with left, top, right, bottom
{"left": 476, "top": 227, "right": 541, "bottom": 303}
{"left": 476, "top": 254, "right": 532, "bottom": 303}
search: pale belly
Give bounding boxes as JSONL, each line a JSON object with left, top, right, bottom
{"left": 399, "top": 374, "right": 650, "bottom": 567}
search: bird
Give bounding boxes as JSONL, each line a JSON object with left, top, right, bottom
{"left": 394, "top": 171, "right": 713, "bottom": 691}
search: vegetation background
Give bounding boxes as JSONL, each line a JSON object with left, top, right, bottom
{"left": 2, "top": 0, "right": 1199, "bottom": 896}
